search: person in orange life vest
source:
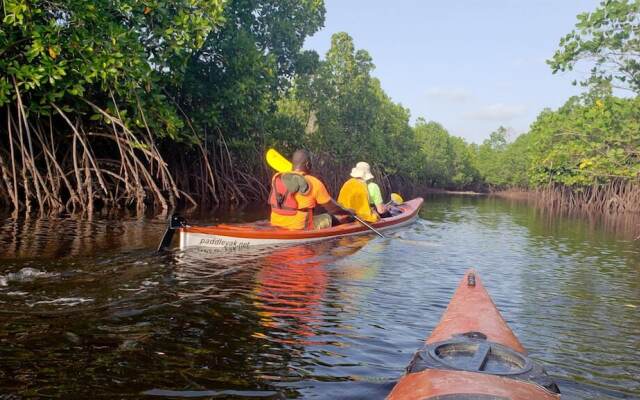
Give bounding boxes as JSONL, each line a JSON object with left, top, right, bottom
{"left": 269, "top": 150, "right": 352, "bottom": 230}
{"left": 337, "top": 162, "right": 388, "bottom": 223}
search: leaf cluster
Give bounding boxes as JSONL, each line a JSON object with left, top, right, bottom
{"left": 476, "top": 94, "right": 640, "bottom": 189}
{"left": 548, "top": 0, "right": 640, "bottom": 92}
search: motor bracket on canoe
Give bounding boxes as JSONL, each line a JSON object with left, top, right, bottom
{"left": 156, "top": 214, "right": 187, "bottom": 252}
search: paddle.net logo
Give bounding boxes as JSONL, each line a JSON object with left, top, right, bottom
{"left": 199, "top": 237, "right": 250, "bottom": 249}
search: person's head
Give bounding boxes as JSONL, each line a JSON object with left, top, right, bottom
{"left": 292, "top": 149, "right": 312, "bottom": 173}
{"left": 350, "top": 161, "right": 374, "bottom": 181}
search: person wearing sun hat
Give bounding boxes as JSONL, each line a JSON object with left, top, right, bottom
{"left": 337, "top": 161, "right": 387, "bottom": 222}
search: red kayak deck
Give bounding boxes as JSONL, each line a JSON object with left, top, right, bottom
{"left": 389, "top": 369, "right": 559, "bottom": 400}
{"left": 426, "top": 269, "right": 525, "bottom": 354}
{"left": 387, "top": 269, "right": 560, "bottom": 400}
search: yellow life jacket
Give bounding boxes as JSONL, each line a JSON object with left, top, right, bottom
{"left": 337, "top": 178, "right": 378, "bottom": 223}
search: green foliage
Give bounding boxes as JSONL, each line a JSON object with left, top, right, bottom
{"left": 274, "top": 32, "right": 481, "bottom": 190}
{"left": 477, "top": 95, "right": 640, "bottom": 189}
{"left": 449, "top": 136, "right": 481, "bottom": 187}
{"left": 1, "top": 0, "right": 225, "bottom": 139}
{"left": 414, "top": 120, "right": 455, "bottom": 186}
{"left": 476, "top": 1, "right": 640, "bottom": 191}
{"left": 412, "top": 120, "right": 479, "bottom": 188}
{"left": 528, "top": 95, "right": 640, "bottom": 187}
{"left": 3, "top": 0, "right": 636, "bottom": 211}
{"left": 548, "top": 0, "right": 640, "bottom": 92}
{"left": 308, "top": 32, "right": 382, "bottom": 162}
{"left": 475, "top": 126, "right": 511, "bottom": 187}
{"left": 0, "top": 0, "right": 326, "bottom": 145}
{"left": 279, "top": 33, "right": 415, "bottom": 177}
{"left": 499, "top": 133, "right": 534, "bottom": 187}
{"left": 178, "top": 0, "right": 326, "bottom": 152}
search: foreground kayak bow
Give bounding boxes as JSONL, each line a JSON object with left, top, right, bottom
{"left": 388, "top": 269, "right": 561, "bottom": 400}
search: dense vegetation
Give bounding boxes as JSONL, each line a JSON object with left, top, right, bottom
{"left": 0, "top": 0, "right": 326, "bottom": 213}
{"left": 0, "top": 0, "right": 638, "bottom": 215}
{"left": 0, "top": 0, "right": 481, "bottom": 215}
{"left": 272, "top": 33, "right": 480, "bottom": 193}
{"left": 475, "top": 0, "right": 640, "bottom": 213}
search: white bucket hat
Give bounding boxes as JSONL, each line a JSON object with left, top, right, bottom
{"left": 350, "top": 161, "right": 374, "bottom": 181}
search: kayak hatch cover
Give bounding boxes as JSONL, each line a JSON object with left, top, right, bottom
{"left": 387, "top": 269, "right": 561, "bottom": 400}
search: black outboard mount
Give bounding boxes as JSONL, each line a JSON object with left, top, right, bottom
{"left": 157, "top": 214, "right": 187, "bottom": 252}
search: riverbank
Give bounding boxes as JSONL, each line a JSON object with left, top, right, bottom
{"left": 493, "top": 185, "right": 640, "bottom": 214}
{"left": 492, "top": 188, "right": 640, "bottom": 240}
{"left": 422, "top": 187, "right": 487, "bottom": 196}
{"left": 490, "top": 189, "right": 533, "bottom": 201}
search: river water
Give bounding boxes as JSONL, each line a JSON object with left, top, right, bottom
{"left": 0, "top": 196, "right": 638, "bottom": 399}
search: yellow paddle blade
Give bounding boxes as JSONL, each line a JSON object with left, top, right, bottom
{"left": 391, "top": 192, "right": 404, "bottom": 204}
{"left": 265, "top": 148, "right": 293, "bottom": 172}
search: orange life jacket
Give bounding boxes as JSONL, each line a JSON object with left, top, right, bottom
{"left": 269, "top": 173, "right": 314, "bottom": 229}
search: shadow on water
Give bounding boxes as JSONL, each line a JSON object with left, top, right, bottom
{"left": 0, "top": 196, "right": 639, "bottom": 399}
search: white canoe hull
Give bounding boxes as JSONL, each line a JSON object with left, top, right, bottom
{"left": 179, "top": 213, "right": 419, "bottom": 250}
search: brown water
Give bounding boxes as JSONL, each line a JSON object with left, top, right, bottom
{"left": 0, "top": 196, "right": 639, "bottom": 399}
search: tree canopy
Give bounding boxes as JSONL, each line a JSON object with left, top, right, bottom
{"left": 0, "top": 0, "right": 637, "bottom": 215}
{"left": 272, "top": 32, "right": 482, "bottom": 192}
{"left": 549, "top": 0, "right": 640, "bottom": 93}
{"left": 479, "top": 1, "right": 640, "bottom": 195}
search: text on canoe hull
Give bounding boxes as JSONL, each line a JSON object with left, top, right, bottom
{"left": 198, "top": 237, "right": 251, "bottom": 249}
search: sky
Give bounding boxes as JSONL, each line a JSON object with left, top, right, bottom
{"left": 303, "top": 0, "right": 602, "bottom": 144}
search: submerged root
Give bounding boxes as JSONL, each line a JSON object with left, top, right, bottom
{"left": 535, "top": 181, "right": 640, "bottom": 215}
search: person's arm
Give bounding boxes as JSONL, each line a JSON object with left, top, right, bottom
{"left": 368, "top": 182, "right": 387, "bottom": 214}
{"left": 313, "top": 178, "right": 354, "bottom": 216}
{"left": 322, "top": 198, "right": 354, "bottom": 216}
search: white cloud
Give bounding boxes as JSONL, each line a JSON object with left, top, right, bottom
{"left": 425, "top": 87, "right": 473, "bottom": 103}
{"left": 512, "top": 56, "right": 548, "bottom": 67}
{"left": 463, "top": 103, "right": 527, "bottom": 121}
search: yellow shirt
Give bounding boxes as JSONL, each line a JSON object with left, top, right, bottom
{"left": 270, "top": 172, "right": 332, "bottom": 230}
{"left": 337, "top": 178, "right": 378, "bottom": 223}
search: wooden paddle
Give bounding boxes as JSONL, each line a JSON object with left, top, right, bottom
{"left": 265, "top": 148, "right": 385, "bottom": 238}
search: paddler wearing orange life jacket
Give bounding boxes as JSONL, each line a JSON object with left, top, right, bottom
{"left": 338, "top": 161, "right": 389, "bottom": 222}
{"left": 269, "top": 150, "right": 352, "bottom": 230}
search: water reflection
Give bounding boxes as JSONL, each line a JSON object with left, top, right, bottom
{"left": 0, "top": 214, "right": 164, "bottom": 260}
{"left": 255, "top": 245, "right": 330, "bottom": 343}
{"left": 253, "top": 237, "right": 375, "bottom": 347}
{"left": 0, "top": 198, "right": 639, "bottom": 399}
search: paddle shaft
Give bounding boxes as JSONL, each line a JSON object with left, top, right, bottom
{"left": 349, "top": 211, "right": 385, "bottom": 238}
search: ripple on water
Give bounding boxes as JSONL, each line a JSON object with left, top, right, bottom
{"left": 0, "top": 197, "right": 639, "bottom": 399}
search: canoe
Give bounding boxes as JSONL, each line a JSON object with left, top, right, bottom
{"left": 178, "top": 197, "right": 423, "bottom": 250}
{"left": 387, "top": 269, "right": 561, "bottom": 400}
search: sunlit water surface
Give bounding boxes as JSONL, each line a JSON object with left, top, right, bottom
{"left": 1, "top": 196, "right": 639, "bottom": 399}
